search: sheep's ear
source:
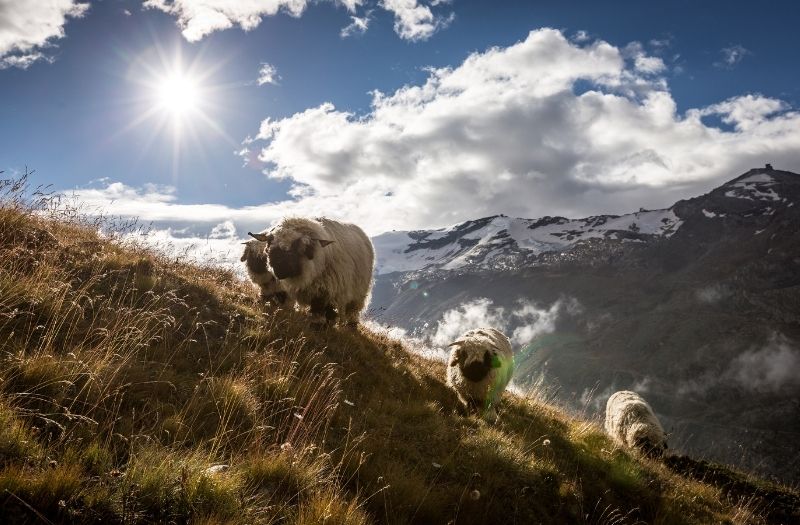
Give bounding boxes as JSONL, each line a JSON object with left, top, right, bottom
{"left": 240, "top": 252, "right": 247, "bottom": 262}
{"left": 318, "top": 239, "right": 334, "bottom": 248}
{"left": 248, "top": 231, "right": 269, "bottom": 242}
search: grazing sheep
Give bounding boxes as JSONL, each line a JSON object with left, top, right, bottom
{"left": 240, "top": 240, "right": 289, "bottom": 304}
{"left": 604, "top": 390, "right": 667, "bottom": 458}
{"left": 248, "top": 217, "right": 374, "bottom": 326}
{"left": 446, "top": 328, "right": 515, "bottom": 422}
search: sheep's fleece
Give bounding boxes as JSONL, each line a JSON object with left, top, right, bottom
{"left": 447, "top": 328, "right": 514, "bottom": 421}
{"left": 604, "top": 390, "right": 667, "bottom": 457}
{"left": 250, "top": 217, "right": 374, "bottom": 325}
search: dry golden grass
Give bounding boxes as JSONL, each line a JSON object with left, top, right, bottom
{"left": 0, "top": 173, "right": 796, "bottom": 524}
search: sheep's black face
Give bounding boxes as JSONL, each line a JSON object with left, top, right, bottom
{"left": 460, "top": 350, "right": 493, "bottom": 382}
{"left": 245, "top": 250, "right": 268, "bottom": 275}
{"left": 262, "top": 290, "right": 289, "bottom": 304}
{"left": 634, "top": 437, "right": 665, "bottom": 459}
{"left": 268, "top": 242, "right": 304, "bottom": 280}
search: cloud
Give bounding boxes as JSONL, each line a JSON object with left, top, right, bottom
{"left": 428, "top": 296, "right": 580, "bottom": 349}
{"left": 430, "top": 298, "right": 507, "bottom": 347}
{"left": 715, "top": 44, "right": 751, "bottom": 69}
{"left": 695, "top": 283, "right": 731, "bottom": 304}
{"left": 341, "top": 13, "right": 371, "bottom": 38}
{"left": 697, "top": 94, "right": 787, "bottom": 131}
{"left": 572, "top": 30, "right": 590, "bottom": 43}
{"left": 143, "top": 0, "right": 453, "bottom": 43}
{"left": 257, "top": 62, "right": 279, "bottom": 85}
{"left": 729, "top": 334, "right": 800, "bottom": 394}
{"left": 143, "top": 0, "right": 313, "bottom": 42}
{"left": 0, "top": 1, "right": 89, "bottom": 69}
{"left": 247, "top": 28, "right": 800, "bottom": 233}
{"left": 677, "top": 333, "right": 800, "bottom": 396}
{"left": 66, "top": 28, "right": 800, "bottom": 268}
{"left": 622, "top": 41, "right": 666, "bottom": 74}
{"left": 380, "top": 0, "right": 453, "bottom": 41}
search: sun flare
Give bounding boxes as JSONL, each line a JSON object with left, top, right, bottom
{"left": 155, "top": 72, "right": 200, "bottom": 116}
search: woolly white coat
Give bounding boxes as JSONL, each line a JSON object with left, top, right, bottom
{"left": 256, "top": 217, "right": 374, "bottom": 325}
{"left": 604, "top": 390, "right": 667, "bottom": 457}
{"left": 446, "top": 328, "right": 514, "bottom": 421}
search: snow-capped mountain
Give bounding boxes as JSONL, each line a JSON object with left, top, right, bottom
{"left": 373, "top": 166, "right": 797, "bottom": 276}
{"left": 368, "top": 166, "right": 800, "bottom": 485}
{"left": 373, "top": 209, "right": 682, "bottom": 275}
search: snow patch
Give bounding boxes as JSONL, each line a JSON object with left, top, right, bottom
{"left": 372, "top": 209, "right": 684, "bottom": 275}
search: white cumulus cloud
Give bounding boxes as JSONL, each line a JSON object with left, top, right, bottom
{"left": 380, "top": 0, "right": 452, "bottom": 41}
{"left": 143, "top": 0, "right": 313, "bottom": 42}
{"left": 429, "top": 297, "right": 580, "bottom": 349}
{"left": 0, "top": 0, "right": 89, "bottom": 69}
{"left": 247, "top": 28, "right": 800, "bottom": 233}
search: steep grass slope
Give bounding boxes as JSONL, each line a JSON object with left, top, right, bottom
{"left": 0, "top": 177, "right": 796, "bottom": 524}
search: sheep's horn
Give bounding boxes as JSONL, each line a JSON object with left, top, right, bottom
{"left": 311, "top": 238, "right": 334, "bottom": 247}
{"left": 248, "top": 231, "right": 269, "bottom": 241}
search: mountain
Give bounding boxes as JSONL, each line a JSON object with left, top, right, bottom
{"left": 370, "top": 166, "right": 800, "bottom": 484}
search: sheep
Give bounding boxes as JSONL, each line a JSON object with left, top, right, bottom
{"left": 240, "top": 240, "right": 289, "bottom": 304}
{"left": 248, "top": 217, "right": 374, "bottom": 326}
{"left": 446, "top": 328, "right": 515, "bottom": 422}
{"left": 604, "top": 390, "right": 667, "bottom": 458}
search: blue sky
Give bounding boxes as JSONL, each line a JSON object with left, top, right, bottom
{"left": 1, "top": 0, "right": 799, "bottom": 260}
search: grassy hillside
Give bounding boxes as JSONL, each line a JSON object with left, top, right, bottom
{"left": 0, "top": 176, "right": 796, "bottom": 524}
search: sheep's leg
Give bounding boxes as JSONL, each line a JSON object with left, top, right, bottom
{"left": 324, "top": 304, "right": 338, "bottom": 323}
{"left": 343, "top": 301, "right": 361, "bottom": 328}
{"left": 465, "top": 396, "right": 481, "bottom": 414}
{"left": 309, "top": 297, "right": 335, "bottom": 326}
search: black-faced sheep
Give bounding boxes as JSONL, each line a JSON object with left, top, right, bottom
{"left": 248, "top": 217, "right": 374, "bottom": 326}
{"left": 240, "top": 240, "right": 289, "bottom": 304}
{"left": 604, "top": 390, "right": 667, "bottom": 458}
{"left": 446, "top": 328, "right": 515, "bottom": 422}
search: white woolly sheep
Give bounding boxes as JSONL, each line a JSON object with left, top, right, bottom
{"left": 249, "top": 217, "right": 374, "bottom": 326}
{"left": 240, "top": 240, "right": 289, "bottom": 305}
{"left": 446, "top": 327, "right": 515, "bottom": 422}
{"left": 604, "top": 390, "right": 667, "bottom": 458}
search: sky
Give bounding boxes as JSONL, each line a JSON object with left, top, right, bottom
{"left": 2, "top": 0, "right": 800, "bottom": 264}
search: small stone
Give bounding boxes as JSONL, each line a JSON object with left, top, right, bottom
{"left": 281, "top": 442, "right": 294, "bottom": 453}
{"left": 542, "top": 439, "right": 551, "bottom": 446}
{"left": 469, "top": 489, "right": 481, "bottom": 501}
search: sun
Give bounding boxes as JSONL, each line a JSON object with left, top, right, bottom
{"left": 116, "top": 43, "right": 237, "bottom": 179}
{"left": 156, "top": 72, "right": 200, "bottom": 116}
